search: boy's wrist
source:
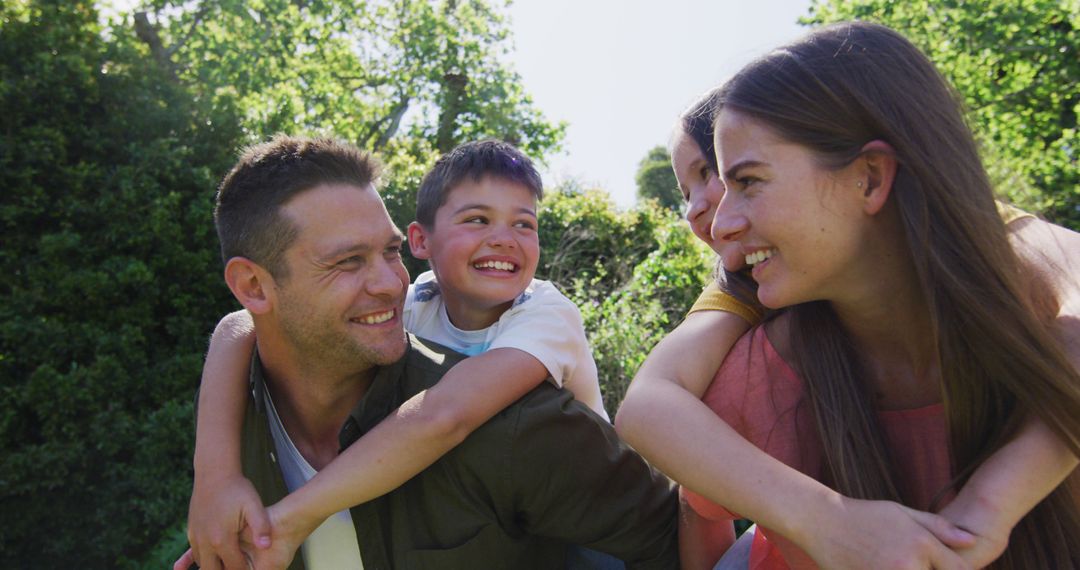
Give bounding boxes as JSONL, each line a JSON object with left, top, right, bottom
{"left": 271, "top": 493, "right": 326, "bottom": 543}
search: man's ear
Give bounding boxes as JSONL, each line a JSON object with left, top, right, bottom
{"left": 223, "top": 257, "right": 276, "bottom": 315}
{"left": 859, "top": 140, "right": 898, "bottom": 216}
{"left": 407, "top": 221, "right": 432, "bottom": 260}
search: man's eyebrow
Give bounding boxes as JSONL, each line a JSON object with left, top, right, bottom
{"left": 723, "top": 160, "right": 766, "bottom": 181}
{"left": 321, "top": 242, "right": 372, "bottom": 261}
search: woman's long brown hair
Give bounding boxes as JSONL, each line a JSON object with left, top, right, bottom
{"left": 716, "top": 22, "right": 1080, "bottom": 568}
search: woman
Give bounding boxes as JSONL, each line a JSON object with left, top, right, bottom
{"left": 616, "top": 22, "right": 1080, "bottom": 569}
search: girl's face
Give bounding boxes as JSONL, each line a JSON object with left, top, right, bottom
{"left": 710, "top": 109, "right": 869, "bottom": 309}
{"left": 670, "top": 129, "right": 743, "bottom": 269}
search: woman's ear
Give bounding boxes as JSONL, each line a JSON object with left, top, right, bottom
{"left": 859, "top": 140, "right": 898, "bottom": 215}
{"left": 407, "top": 221, "right": 432, "bottom": 260}
{"left": 223, "top": 257, "right": 276, "bottom": 315}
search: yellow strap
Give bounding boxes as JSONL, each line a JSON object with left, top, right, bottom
{"left": 687, "top": 281, "right": 763, "bottom": 324}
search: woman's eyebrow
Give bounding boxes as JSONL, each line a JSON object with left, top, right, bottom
{"left": 723, "top": 160, "right": 765, "bottom": 181}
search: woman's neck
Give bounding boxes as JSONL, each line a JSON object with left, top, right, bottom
{"left": 830, "top": 236, "right": 941, "bottom": 409}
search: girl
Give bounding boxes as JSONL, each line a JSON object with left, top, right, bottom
{"left": 616, "top": 22, "right": 1080, "bottom": 569}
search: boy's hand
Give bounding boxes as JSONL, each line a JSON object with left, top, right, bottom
{"left": 808, "top": 497, "right": 976, "bottom": 570}
{"left": 238, "top": 503, "right": 317, "bottom": 570}
{"left": 184, "top": 473, "right": 271, "bottom": 570}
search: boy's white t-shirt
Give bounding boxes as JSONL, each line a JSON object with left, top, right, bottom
{"left": 403, "top": 270, "right": 608, "bottom": 421}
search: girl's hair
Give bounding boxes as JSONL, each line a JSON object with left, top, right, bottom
{"left": 716, "top": 21, "right": 1080, "bottom": 567}
{"left": 679, "top": 87, "right": 723, "bottom": 173}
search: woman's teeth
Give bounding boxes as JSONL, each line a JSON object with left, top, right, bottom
{"left": 745, "top": 248, "right": 776, "bottom": 267}
{"left": 474, "top": 260, "right": 516, "bottom": 272}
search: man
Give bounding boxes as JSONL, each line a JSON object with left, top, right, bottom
{"left": 179, "top": 135, "right": 678, "bottom": 569}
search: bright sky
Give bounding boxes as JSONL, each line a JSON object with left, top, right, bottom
{"left": 507, "top": 0, "right": 814, "bottom": 209}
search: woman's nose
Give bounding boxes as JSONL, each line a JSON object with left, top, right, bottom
{"left": 711, "top": 196, "right": 748, "bottom": 244}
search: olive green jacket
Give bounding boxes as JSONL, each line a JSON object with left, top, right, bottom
{"left": 240, "top": 334, "right": 678, "bottom": 570}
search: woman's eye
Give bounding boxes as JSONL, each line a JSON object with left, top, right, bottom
{"left": 514, "top": 220, "right": 536, "bottom": 230}
{"left": 736, "top": 176, "right": 759, "bottom": 189}
{"left": 699, "top": 166, "right": 710, "bottom": 181}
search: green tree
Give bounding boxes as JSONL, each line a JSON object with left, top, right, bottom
{"left": 0, "top": 0, "right": 567, "bottom": 566}
{"left": 806, "top": 0, "right": 1080, "bottom": 229}
{"left": 635, "top": 145, "right": 682, "bottom": 210}
{"left": 131, "top": 0, "right": 565, "bottom": 159}
{"left": 0, "top": 1, "right": 244, "bottom": 566}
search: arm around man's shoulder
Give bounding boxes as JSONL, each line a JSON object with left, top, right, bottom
{"left": 504, "top": 385, "right": 680, "bottom": 569}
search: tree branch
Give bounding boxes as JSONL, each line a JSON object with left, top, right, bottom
{"left": 133, "top": 11, "right": 179, "bottom": 83}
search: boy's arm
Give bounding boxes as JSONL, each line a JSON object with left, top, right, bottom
{"left": 262, "top": 347, "right": 550, "bottom": 550}
{"left": 186, "top": 310, "right": 270, "bottom": 570}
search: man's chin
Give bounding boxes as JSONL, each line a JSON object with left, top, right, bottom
{"left": 367, "top": 334, "right": 408, "bottom": 365}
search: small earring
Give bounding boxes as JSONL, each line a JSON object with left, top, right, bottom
{"left": 858, "top": 180, "right": 871, "bottom": 197}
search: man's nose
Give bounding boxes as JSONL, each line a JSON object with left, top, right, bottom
{"left": 368, "top": 259, "right": 406, "bottom": 297}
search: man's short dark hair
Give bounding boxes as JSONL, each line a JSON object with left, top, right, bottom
{"left": 415, "top": 139, "right": 543, "bottom": 227}
{"left": 214, "top": 135, "right": 381, "bottom": 278}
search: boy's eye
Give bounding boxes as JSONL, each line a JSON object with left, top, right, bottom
{"left": 463, "top": 216, "right": 487, "bottom": 224}
{"left": 513, "top": 220, "right": 536, "bottom": 230}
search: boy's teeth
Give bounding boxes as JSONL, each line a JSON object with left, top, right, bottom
{"left": 745, "top": 248, "right": 776, "bottom": 267}
{"left": 474, "top": 260, "right": 516, "bottom": 271}
{"left": 360, "top": 310, "right": 394, "bottom": 324}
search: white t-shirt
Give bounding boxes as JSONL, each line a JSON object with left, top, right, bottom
{"left": 403, "top": 270, "right": 608, "bottom": 421}
{"left": 264, "top": 390, "right": 364, "bottom": 570}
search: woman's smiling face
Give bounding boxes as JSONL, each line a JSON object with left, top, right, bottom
{"left": 710, "top": 109, "right": 869, "bottom": 309}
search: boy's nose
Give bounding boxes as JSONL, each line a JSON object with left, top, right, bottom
{"left": 486, "top": 225, "right": 516, "bottom": 248}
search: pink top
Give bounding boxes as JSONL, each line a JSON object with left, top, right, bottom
{"left": 682, "top": 326, "right": 952, "bottom": 570}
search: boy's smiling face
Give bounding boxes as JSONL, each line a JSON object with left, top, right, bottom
{"left": 408, "top": 175, "right": 540, "bottom": 330}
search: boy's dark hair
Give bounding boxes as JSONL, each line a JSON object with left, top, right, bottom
{"left": 415, "top": 139, "right": 543, "bottom": 227}
{"left": 214, "top": 134, "right": 381, "bottom": 279}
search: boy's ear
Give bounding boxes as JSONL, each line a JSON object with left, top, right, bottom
{"left": 407, "top": 221, "right": 432, "bottom": 260}
{"left": 223, "top": 257, "right": 276, "bottom": 315}
{"left": 859, "top": 140, "right": 898, "bottom": 216}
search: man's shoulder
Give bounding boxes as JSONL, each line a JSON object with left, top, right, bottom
{"left": 403, "top": 333, "right": 468, "bottom": 376}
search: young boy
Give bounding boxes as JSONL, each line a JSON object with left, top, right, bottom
{"left": 186, "top": 140, "right": 608, "bottom": 567}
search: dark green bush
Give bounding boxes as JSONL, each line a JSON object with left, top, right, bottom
{"left": 0, "top": 2, "right": 243, "bottom": 565}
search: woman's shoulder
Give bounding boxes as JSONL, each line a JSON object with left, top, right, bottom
{"left": 701, "top": 316, "right": 804, "bottom": 425}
